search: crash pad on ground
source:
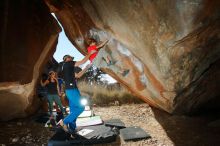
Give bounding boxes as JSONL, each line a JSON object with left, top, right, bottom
{"left": 48, "top": 125, "right": 117, "bottom": 146}
{"left": 120, "top": 126, "right": 151, "bottom": 141}
{"left": 105, "top": 119, "right": 126, "bottom": 128}
{"left": 76, "top": 116, "right": 103, "bottom": 127}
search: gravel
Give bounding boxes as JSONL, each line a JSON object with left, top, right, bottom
{"left": 0, "top": 103, "right": 220, "bottom": 146}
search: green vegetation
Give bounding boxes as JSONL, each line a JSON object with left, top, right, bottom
{"left": 78, "top": 81, "right": 143, "bottom": 106}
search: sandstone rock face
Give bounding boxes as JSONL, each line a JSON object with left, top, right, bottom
{"left": 46, "top": 0, "right": 220, "bottom": 113}
{"left": 0, "top": 0, "right": 219, "bottom": 120}
{"left": 0, "top": 0, "right": 61, "bottom": 120}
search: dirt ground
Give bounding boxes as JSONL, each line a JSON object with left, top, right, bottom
{"left": 0, "top": 103, "right": 220, "bottom": 146}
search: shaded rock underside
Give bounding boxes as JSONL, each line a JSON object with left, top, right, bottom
{"left": 0, "top": 0, "right": 220, "bottom": 120}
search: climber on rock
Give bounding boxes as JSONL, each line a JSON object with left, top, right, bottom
{"left": 87, "top": 38, "right": 130, "bottom": 77}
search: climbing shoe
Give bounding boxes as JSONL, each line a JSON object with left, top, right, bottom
{"left": 107, "top": 60, "right": 117, "bottom": 66}
{"left": 122, "top": 69, "right": 130, "bottom": 77}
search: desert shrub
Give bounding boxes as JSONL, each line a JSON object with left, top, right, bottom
{"left": 78, "top": 81, "right": 143, "bottom": 106}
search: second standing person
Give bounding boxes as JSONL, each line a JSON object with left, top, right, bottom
{"left": 41, "top": 71, "right": 65, "bottom": 118}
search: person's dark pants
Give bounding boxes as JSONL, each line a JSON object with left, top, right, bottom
{"left": 47, "top": 94, "right": 65, "bottom": 116}
{"left": 63, "top": 88, "right": 84, "bottom": 131}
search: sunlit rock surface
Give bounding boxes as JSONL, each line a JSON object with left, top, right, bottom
{"left": 46, "top": 0, "right": 220, "bottom": 114}
{"left": 0, "top": 0, "right": 61, "bottom": 120}
{"left": 0, "top": 0, "right": 220, "bottom": 120}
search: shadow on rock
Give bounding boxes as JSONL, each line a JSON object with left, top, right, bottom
{"left": 152, "top": 107, "right": 220, "bottom": 146}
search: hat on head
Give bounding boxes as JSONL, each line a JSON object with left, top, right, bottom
{"left": 63, "top": 54, "right": 74, "bottom": 61}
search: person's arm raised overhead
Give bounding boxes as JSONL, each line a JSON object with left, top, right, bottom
{"left": 97, "top": 39, "right": 109, "bottom": 49}
{"left": 75, "top": 64, "right": 92, "bottom": 78}
{"left": 75, "top": 52, "right": 92, "bottom": 67}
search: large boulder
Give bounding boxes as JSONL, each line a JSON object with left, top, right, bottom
{"left": 45, "top": 0, "right": 220, "bottom": 114}
{"left": 0, "top": 0, "right": 61, "bottom": 120}
{"left": 0, "top": 0, "right": 220, "bottom": 120}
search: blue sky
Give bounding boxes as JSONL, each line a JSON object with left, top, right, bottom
{"left": 52, "top": 13, "right": 84, "bottom": 62}
{"left": 53, "top": 30, "right": 85, "bottom": 62}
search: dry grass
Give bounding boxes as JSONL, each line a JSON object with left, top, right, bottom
{"left": 78, "top": 81, "right": 143, "bottom": 106}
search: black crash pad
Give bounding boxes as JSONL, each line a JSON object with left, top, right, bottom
{"left": 120, "top": 126, "right": 151, "bottom": 141}
{"left": 105, "top": 119, "right": 126, "bottom": 128}
{"left": 48, "top": 125, "right": 117, "bottom": 146}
